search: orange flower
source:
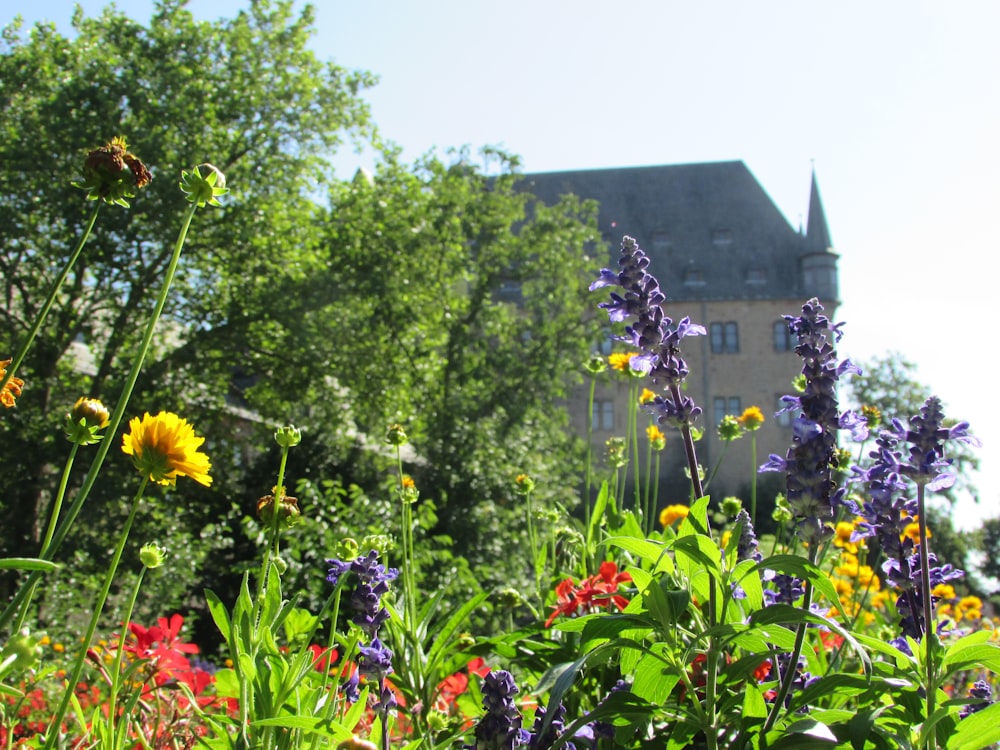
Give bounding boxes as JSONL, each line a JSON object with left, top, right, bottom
{"left": 0, "top": 359, "right": 25, "bottom": 408}
{"left": 659, "top": 504, "right": 689, "bottom": 528}
{"left": 737, "top": 406, "right": 765, "bottom": 431}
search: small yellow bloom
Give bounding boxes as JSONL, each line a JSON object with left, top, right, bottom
{"left": 639, "top": 388, "right": 657, "bottom": 405}
{"left": 121, "top": 411, "right": 212, "bottom": 487}
{"left": 901, "top": 521, "right": 925, "bottom": 545}
{"left": 0, "top": 359, "right": 25, "bottom": 408}
{"left": 737, "top": 406, "right": 765, "bottom": 431}
{"left": 608, "top": 352, "right": 637, "bottom": 372}
{"left": 402, "top": 475, "right": 416, "bottom": 490}
{"left": 646, "top": 424, "right": 666, "bottom": 450}
{"left": 932, "top": 583, "right": 956, "bottom": 601}
{"left": 659, "top": 504, "right": 689, "bottom": 528}
{"left": 832, "top": 521, "right": 859, "bottom": 554}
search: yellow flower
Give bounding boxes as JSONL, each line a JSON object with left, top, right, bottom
{"left": 639, "top": 388, "right": 657, "bottom": 405}
{"left": 608, "top": 352, "right": 637, "bottom": 372}
{"left": 659, "top": 504, "right": 689, "bottom": 528}
{"left": 832, "top": 521, "right": 859, "bottom": 555}
{"left": 737, "top": 406, "right": 765, "bottom": 431}
{"left": 901, "top": 521, "right": 925, "bottom": 545}
{"left": 121, "top": 411, "right": 212, "bottom": 487}
{"left": 0, "top": 359, "right": 25, "bottom": 408}
{"left": 646, "top": 424, "right": 666, "bottom": 450}
{"left": 402, "top": 475, "right": 416, "bottom": 490}
{"left": 931, "top": 583, "right": 956, "bottom": 601}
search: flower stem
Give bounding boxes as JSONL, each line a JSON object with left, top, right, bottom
{"left": 0, "top": 202, "right": 199, "bottom": 633}
{"left": 0, "top": 203, "right": 101, "bottom": 394}
{"left": 750, "top": 433, "right": 758, "bottom": 528}
{"left": 11, "top": 443, "right": 80, "bottom": 632}
{"left": 584, "top": 376, "right": 597, "bottom": 534}
{"left": 917, "top": 484, "right": 937, "bottom": 750}
{"left": 107, "top": 565, "right": 148, "bottom": 748}
{"left": 43, "top": 477, "right": 149, "bottom": 749}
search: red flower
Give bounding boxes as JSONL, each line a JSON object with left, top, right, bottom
{"left": 545, "top": 562, "right": 632, "bottom": 627}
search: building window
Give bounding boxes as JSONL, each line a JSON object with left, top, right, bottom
{"left": 746, "top": 268, "right": 767, "bottom": 284}
{"left": 652, "top": 231, "right": 671, "bottom": 251}
{"left": 710, "top": 322, "right": 739, "bottom": 354}
{"left": 712, "top": 228, "right": 733, "bottom": 245}
{"left": 713, "top": 396, "right": 742, "bottom": 427}
{"left": 684, "top": 269, "right": 705, "bottom": 286}
{"left": 773, "top": 321, "right": 795, "bottom": 352}
{"left": 596, "top": 337, "right": 614, "bottom": 356}
{"left": 592, "top": 400, "right": 614, "bottom": 431}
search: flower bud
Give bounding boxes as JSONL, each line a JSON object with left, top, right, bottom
{"left": 179, "top": 163, "right": 228, "bottom": 207}
{"left": 64, "top": 397, "right": 110, "bottom": 445}
{"left": 400, "top": 475, "right": 419, "bottom": 504}
{"left": 1, "top": 628, "right": 43, "bottom": 671}
{"left": 273, "top": 556, "right": 288, "bottom": 575}
{"left": 0, "top": 359, "right": 25, "bottom": 409}
{"left": 274, "top": 425, "right": 302, "bottom": 448}
{"left": 737, "top": 406, "right": 765, "bottom": 432}
{"left": 717, "top": 414, "right": 742, "bottom": 442}
{"left": 513, "top": 473, "right": 535, "bottom": 495}
{"left": 256, "top": 487, "right": 301, "bottom": 527}
{"left": 721, "top": 497, "right": 743, "bottom": 517}
{"left": 384, "top": 423, "right": 408, "bottom": 446}
{"left": 74, "top": 136, "right": 151, "bottom": 207}
{"left": 338, "top": 736, "right": 377, "bottom": 750}
{"left": 336, "top": 538, "right": 360, "bottom": 559}
{"left": 139, "top": 542, "right": 167, "bottom": 569}
{"left": 585, "top": 354, "right": 608, "bottom": 374}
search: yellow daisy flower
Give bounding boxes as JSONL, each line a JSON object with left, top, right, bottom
{"left": 659, "top": 504, "right": 689, "bottom": 528}
{"left": 737, "top": 406, "right": 765, "bottom": 431}
{"left": 1, "top": 358, "right": 25, "bottom": 408}
{"left": 608, "top": 352, "right": 637, "bottom": 372}
{"left": 121, "top": 411, "right": 212, "bottom": 487}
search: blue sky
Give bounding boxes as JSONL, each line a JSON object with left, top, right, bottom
{"left": 8, "top": 1, "right": 1000, "bottom": 528}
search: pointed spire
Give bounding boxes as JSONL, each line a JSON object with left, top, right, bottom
{"left": 804, "top": 167, "right": 833, "bottom": 254}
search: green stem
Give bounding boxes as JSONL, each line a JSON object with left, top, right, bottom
{"left": 917, "top": 484, "right": 937, "bottom": 750}
{"left": 108, "top": 566, "right": 148, "bottom": 748}
{"left": 12, "top": 442, "right": 80, "bottom": 632}
{"left": 750, "top": 433, "right": 758, "bottom": 528}
{"left": 584, "top": 376, "right": 597, "bottom": 535}
{"left": 396, "top": 446, "right": 418, "bottom": 634}
{"left": 629, "top": 379, "right": 641, "bottom": 515}
{"left": 525, "top": 488, "right": 541, "bottom": 603}
{"left": 44, "top": 477, "right": 149, "bottom": 749}
{"left": 0, "top": 203, "right": 101, "bottom": 394}
{"left": 1, "top": 202, "right": 200, "bottom": 632}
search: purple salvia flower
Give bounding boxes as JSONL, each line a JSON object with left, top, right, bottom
{"left": 590, "top": 236, "right": 706, "bottom": 428}
{"left": 761, "top": 298, "right": 862, "bottom": 542}
{"left": 471, "top": 670, "right": 529, "bottom": 750}
{"left": 960, "top": 680, "right": 994, "bottom": 719}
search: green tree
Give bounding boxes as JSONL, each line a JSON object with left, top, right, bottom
{"left": 0, "top": 0, "right": 374, "bottom": 616}
{"left": 1, "top": 1, "right": 602, "bottom": 638}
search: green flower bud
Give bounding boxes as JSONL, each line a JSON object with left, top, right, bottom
{"left": 513, "top": 473, "right": 536, "bottom": 495}
{"left": 384, "top": 423, "right": 408, "bottom": 446}
{"left": 2, "top": 628, "right": 43, "bottom": 672}
{"left": 64, "top": 397, "right": 110, "bottom": 445}
{"left": 274, "top": 424, "right": 302, "bottom": 448}
{"left": 139, "top": 542, "right": 167, "bottom": 569}
{"left": 426, "top": 711, "right": 449, "bottom": 732}
{"left": 455, "top": 632, "right": 475, "bottom": 648}
{"left": 272, "top": 556, "right": 288, "bottom": 575}
{"left": 337, "top": 537, "right": 360, "bottom": 559}
{"left": 717, "top": 414, "right": 742, "bottom": 442}
{"left": 585, "top": 354, "right": 608, "bottom": 374}
{"left": 605, "top": 436, "right": 628, "bottom": 469}
{"left": 360, "top": 534, "right": 394, "bottom": 555}
{"left": 721, "top": 497, "right": 743, "bottom": 517}
{"left": 179, "top": 163, "right": 228, "bottom": 207}
{"left": 498, "top": 587, "right": 523, "bottom": 609}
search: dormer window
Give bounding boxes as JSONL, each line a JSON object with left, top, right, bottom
{"left": 712, "top": 229, "right": 733, "bottom": 245}
{"left": 684, "top": 269, "right": 705, "bottom": 286}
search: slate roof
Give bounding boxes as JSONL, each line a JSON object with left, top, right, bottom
{"left": 518, "top": 161, "right": 832, "bottom": 303}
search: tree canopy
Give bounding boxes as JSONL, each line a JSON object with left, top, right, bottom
{"left": 0, "top": 1, "right": 601, "bottom": 631}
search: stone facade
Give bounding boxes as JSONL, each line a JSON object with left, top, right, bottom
{"left": 521, "top": 161, "right": 839, "bottom": 510}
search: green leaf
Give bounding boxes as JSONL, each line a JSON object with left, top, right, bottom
{"left": 642, "top": 577, "right": 691, "bottom": 632}
{"left": 632, "top": 646, "right": 678, "bottom": 705}
{"left": 942, "top": 642, "right": 1000, "bottom": 675}
{"left": 759, "top": 554, "right": 842, "bottom": 611}
{"left": 742, "top": 682, "right": 768, "bottom": 720}
{"left": 204, "top": 588, "right": 232, "bottom": 643}
{"left": 606, "top": 536, "right": 673, "bottom": 573}
{"left": 670, "top": 533, "right": 721, "bottom": 576}
{"left": 766, "top": 718, "right": 839, "bottom": 749}
{"left": 947, "top": 701, "right": 1000, "bottom": 750}
{"left": 0, "top": 557, "right": 59, "bottom": 572}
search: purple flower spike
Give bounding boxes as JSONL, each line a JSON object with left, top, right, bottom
{"left": 762, "top": 298, "right": 863, "bottom": 542}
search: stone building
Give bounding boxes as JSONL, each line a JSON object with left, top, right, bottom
{"left": 521, "top": 161, "right": 839, "bottom": 512}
